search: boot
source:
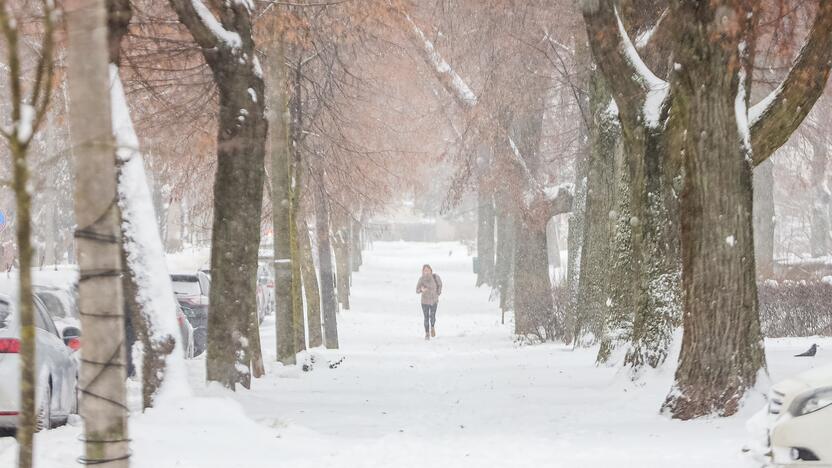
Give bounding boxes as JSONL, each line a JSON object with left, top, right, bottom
{"left": 430, "top": 326, "right": 436, "bottom": 337}
{"left": 425, "top": 331, "right": 430, "bottom": 341}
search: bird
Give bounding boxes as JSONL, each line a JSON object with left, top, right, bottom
{"left": 794, "top": 344, "right": 818, "bottom": 357}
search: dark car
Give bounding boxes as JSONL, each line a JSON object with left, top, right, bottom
{"left": 171, "top": 272, "right": 210, "bottom": 356}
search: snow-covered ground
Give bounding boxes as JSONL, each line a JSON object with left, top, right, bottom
{"left": 1, "top": 241, "right": 830, "bottom": 467}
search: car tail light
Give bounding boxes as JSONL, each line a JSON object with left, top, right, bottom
{"left": 0, "top": 338, "right": 21, "bottom": 353}
{"left": 66, "top": 337, "right": 81, "bottom": 351}
{"left": 0, "top": 411, "right": 19, "bottom": 416}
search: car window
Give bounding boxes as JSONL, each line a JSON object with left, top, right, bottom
{"left": 199, "top": 274, "right": 210, "bottom": 296}
{"left": 0, "top": 299, "right": 10, "bottom": 329}
{"left": 172, "top": 275, "right": 202, "bottom": 296}
{"left": 34, "top": 297, "right": 60, "bottom": 337}
{"left": 36, "top": 291, "right": 67, "bottom": 319}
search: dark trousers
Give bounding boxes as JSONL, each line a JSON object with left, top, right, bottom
{"left": 421, "top": 303, "right": 438, "bottom": 332}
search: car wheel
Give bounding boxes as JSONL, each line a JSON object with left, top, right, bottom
{"left": 35, "top": 384, "right": 52, "bottom": 432}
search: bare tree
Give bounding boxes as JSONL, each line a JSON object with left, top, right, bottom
{"left": 0, "top": 1, "right": 55, "bottom": 466}
{"left": 263, "top": 30, "right": 297, "bottom": 365}
{"left": 167, "top": 0, "right": 268, "bottom": 389}
{"left": 582, "top": 0, "right": 832, "bottom": 418}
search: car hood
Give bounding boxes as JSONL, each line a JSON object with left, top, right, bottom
{"left": 770, "top": 363, "right": 832, "bottom": 416}
{"left": 774, "top": 363, "right": 832, "bottom": 391}
{"left": 175, "top": 294, "right": 209, "bottom": 306}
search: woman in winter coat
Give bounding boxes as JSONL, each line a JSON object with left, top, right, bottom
{"left": 416, "top": 264, "right": 443, "bottom": 340}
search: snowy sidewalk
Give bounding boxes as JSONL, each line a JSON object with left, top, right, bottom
{"left": 3, "top": 241, "right": 830, "bottom": 467}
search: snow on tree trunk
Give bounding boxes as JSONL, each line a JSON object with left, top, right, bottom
{"left": 596, "top": 138, "right": 635, "bottom": 363}
{"left": 576, "top": 77, "right": 618, "bottom": 345}
{"left": 111, "top": 68, "right": 190, "bottom": 405}
{"left": 623, "top": 125, "right": 680, "bottom": 370}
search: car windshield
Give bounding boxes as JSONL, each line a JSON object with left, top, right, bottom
{"left": 172, "top": 276, "right": 202, "bottom": 296}
{"left": 0, "top": 298, "right": 10, "bottom": 329}
{"left": 36, "top": 291, "right": 66, "bottom": 319}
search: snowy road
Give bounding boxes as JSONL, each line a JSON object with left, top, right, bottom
{"left": 2, "top": 241, "right": 830, "bottom": 467}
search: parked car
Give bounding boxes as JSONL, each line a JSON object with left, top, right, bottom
{"left": 171, "top": 272, "right": 210, "bottom": 356}
{"left": 33, "top": 285, "right": 79, "bottom": 330}
{"left": 174, "top": 299, "right": 195, "bottom": 359}
{"left": 257, "top": 262, "right": 275, "bottom": 319}
{"left": 758, "top": 363, "right": 832, "bottom": 466}
{"left": 0, "top": 293, "right": 79, "bottom": 431}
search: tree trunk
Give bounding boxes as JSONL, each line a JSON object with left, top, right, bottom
{"left": 109, "top": 2, "right": 188, "bottom": 404}
{"left": 298, "top": 217, "right": 323, "bottom": 348}
{"left": 289, "top": 59, "right": 306, "bottom": 354}
{"left": 512, "top": 215, "right": 552, "bottom": 337}
{"left": 264, "top": 39, "right": 296, "bottom": 365}
{"left": 596, "top": 138, "right": 635, "bottom": 363}
{"left": 622, "top": 127, "right": 681, "bottom": 370}
{"left": 809, "top": 139, "right": 829, "bottom": 258}
{"left": 315, "top": 189, "right": 339, "bottom": 348}
{"left": 664, "top": 7, "right": 765, "bottom": 418}
{"left": 334, "top": 213, "right": 352, "bottom": 310}
{"left": 66, "top": 0, "right": 129, "bottom": 463}
{"left": 494, "top": 195, "right": 516, "bottom": 322}
{"left": 12, "top": 129, "right": 36, "bottom": 468}
{"left": 169, "top": 0, "right": 267, "bottom": 391}
{"left": 576, "top": 74, "right": 617, "bottom": 344}
{"left": 247, "top": 299, "right": 265, "bottom": 378}
{"left": 351, "top": 218, "right": 362, "bottom": 273}
{"left": 476, "top": 185, "right": 496, "bottom": 287}
{"left": 753, "top": 158, "right": 776, "bottom": 276}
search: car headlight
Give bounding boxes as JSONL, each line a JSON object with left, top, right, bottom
{"left": 789, "top": 387, "right": 832, "bottom": 416}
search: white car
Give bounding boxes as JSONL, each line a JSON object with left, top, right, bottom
{"left": 0, "top": 293, "right": 80, "bottom": 430}
{"left": 758, "top": 363, "right": 832, "bottom": 466}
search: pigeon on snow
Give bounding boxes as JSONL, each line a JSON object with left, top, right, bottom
{"left": 794, "top": 344, "right": 818, "bottom": 357}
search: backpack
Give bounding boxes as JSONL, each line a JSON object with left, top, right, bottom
{"left": 433, "top": 274, "right": 442, "bottom": 296}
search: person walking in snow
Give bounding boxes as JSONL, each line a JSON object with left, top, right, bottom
{"left": 416, "top": 264, "right": 443, "bottom": 340}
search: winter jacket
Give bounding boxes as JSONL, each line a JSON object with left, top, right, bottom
{"left": 416, "top": 273, "right": 443, "bottom": 305}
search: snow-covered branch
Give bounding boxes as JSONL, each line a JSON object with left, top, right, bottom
{"left": 582, "top": 0, "right": 668, "bottom": 128}
{"left": 749, "top": 2, "right": 832, "bottom": 165}
{"left": 405, "top": 15, "right": 477, "bottom": 109}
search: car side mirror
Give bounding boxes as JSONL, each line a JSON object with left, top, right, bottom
{"left": 62, "top": 326, "right": 81, "bottom": 351}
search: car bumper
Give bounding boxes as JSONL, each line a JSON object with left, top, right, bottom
{"left": 0, "top": 413, "right": 18, "bottom": 428}
{"left": 767, "top": 411, "right": 832, "bottom": 467}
